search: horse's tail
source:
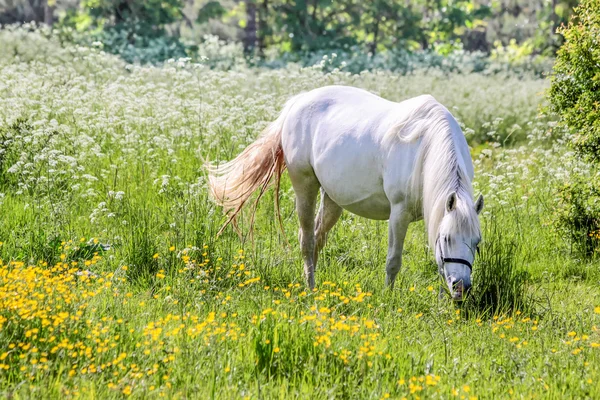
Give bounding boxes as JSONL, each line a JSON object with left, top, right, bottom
{"left": 206, "top": 96, "right": 299, "bottom": 236}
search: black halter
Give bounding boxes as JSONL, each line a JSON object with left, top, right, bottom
{"left": 436, "top": 237, "right": 473, "bottom": 272}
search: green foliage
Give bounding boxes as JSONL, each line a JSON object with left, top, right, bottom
{"left": 259, "top": 0, "right": 490, "bottom": 53}
{"left": 555, "top": 176, "right": 600, "bottom": 256}
{"left": 81, "top": 0, "right": 183, "bottom": 33}
{"left": 549, "top": 0, "right": 600, "bottom": 257}
{"left": 549, "top": 0, "right": 600, "bottom": 163}
{"left": 464, "top": 220, "right": 532, "bottom": 315}
{"left": 197, "top": 1, "right": 228, "bottom": 24}
{"left": 57, "top": 0, "right": 190, "bottom": 63}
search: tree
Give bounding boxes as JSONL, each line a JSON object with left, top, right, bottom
{"left": 0, "top": 0, "right": 55, "bottom": 25}
{"left": 81, "top": 0, "right": 184, "bottom": 36}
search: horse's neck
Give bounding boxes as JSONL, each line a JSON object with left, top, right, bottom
{"left": 420, "top": 126, "right": 470, "bottom": 247}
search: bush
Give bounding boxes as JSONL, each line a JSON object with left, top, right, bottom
{"left": 555, "top": 175, "right": 600, "bottom": 256}
{"left": 549, "top": 0, "right": 600, "bottom": 257}
{"left": 549, "top": 0, "right": 600, "bottom": 163}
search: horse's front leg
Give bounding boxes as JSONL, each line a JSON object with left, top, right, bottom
{"left": 385, "top": 204, "right": 411, "bottom": 288}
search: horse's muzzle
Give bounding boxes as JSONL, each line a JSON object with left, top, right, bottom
{"left": 450, "top": 279, "right": 471, "bottom": 301}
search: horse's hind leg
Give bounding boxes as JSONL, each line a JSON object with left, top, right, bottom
{"left": 314, "top": 189, "right": 343, "bottom": 267}
{"left": 288, "top": 170, "right": 320, "bottom": 289}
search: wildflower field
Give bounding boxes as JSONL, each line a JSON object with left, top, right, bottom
{"left": 1, "top": 28, "right": 600, "bottom": 399}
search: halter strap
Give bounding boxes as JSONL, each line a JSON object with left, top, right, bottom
{"left": 436, "top": 238, "right": 473, "bottom": 272}
{"left": 440, "top": 257, "right": 472, "bottom": 271}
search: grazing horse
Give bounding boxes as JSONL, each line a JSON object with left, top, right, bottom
{"left": 207, "top": 86, "right": 484, "bottom": 300}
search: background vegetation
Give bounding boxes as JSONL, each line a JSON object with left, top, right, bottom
{"left": 0, "top": 0, "right": 577, "bottom": 69}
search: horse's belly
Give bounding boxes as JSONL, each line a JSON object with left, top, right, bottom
{"left": 338, "top": 193, "right": 391, "bottom": 220}
{"left": 315, "top": 160, "right": 391, "bottom": 220}
{"left": 311, "top": 131, "right": 392, "bottom": 220}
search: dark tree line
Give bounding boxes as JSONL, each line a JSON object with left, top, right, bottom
{"left": 0, "top": 0, "right": 580, "bottom": 56}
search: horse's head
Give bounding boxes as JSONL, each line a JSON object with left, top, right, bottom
{"left": 435, "top": 192, "right": 484, "bottom": 301}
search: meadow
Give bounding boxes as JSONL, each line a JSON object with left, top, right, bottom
{"left": 0, "top": 28, "right": 599, "bottom": 399}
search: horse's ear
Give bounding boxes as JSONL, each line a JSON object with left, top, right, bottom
{"left": 445, "top": 192, "right": 457, "bottom": 213}
{"left": 475, "top": 194, "right": 484, "bottom": 215}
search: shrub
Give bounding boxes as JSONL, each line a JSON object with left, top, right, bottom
{"left": 548, "top": 0, "right": 600, "bottom": 257}
{"left": 549, "top": 0, "right": 600, "bottom": 163}
{"left": 555, "top": 175, "right": 600, "bottom": 256}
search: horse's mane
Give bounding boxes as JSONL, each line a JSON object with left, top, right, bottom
{"left": 385, "top": 95, "right": 480, "bottom": 248}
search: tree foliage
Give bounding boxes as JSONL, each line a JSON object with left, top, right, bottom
{"left": 549, "top": 0, "right": 600, "bottom": 163}
{"left": 549, "top": 0, "right": 600, "bottom": 256}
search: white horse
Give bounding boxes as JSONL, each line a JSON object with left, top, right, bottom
{"left": 207, "top": 86, "right": 484, "bottom": 300}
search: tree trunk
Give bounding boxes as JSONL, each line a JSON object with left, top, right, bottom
{"left": 370, "top": 17, "right": 380, "bottom": 55}
{"left": 244, "top": 0, "right": 258, "bottom": 54}
{"left": 43, "top": 0, "right": 54, "bottom": 26}
{"left": 257, "top": 0, "right": 269, "bottom": 56}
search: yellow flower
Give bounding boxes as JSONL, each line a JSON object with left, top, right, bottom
{"left": 121, "top": 265, "right": 128, "bottom": 271}
{"left": 169, "top": 246, "right": 175, "bottom": 251}
{"left": 224, "top": 366, "right": 230, "bottom": 373}
{"left": 463, "top": 385, "right": 471, "bottom": 393}
{"left": 273, "top": 347, "right": 280, "bottom": 353}
{"left": 153, "top": 253, "right": 159, "bottom": 259}
{"left": 122, "top": 386, "right": 132, "bottom": 396}
{"left": 427, "top": 286, "right": 434, "bottom": 291}
{"left": 594, "top": 306, "right": 600, "bottom": 314}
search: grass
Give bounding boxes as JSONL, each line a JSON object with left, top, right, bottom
{"left": 0, "top": 28, "right": 599, "bottom": 399}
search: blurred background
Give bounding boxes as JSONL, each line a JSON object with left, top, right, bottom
{"left": 0, "top": 0, "right": 578, "bottom": 70}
